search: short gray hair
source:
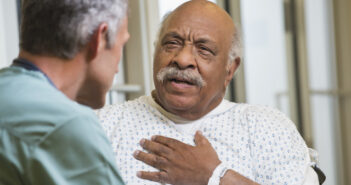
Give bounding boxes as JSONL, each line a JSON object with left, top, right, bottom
{"left": 20, "top": 0, "right": 128, "bottom": 59}
{"left": 155, "top": 12, "right": 243, "bottom": 67}
{"left": 227, "top": 26, "right": 242, "bottom": 70}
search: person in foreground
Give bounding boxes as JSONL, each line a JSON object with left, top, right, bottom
{"left": 97, "top": 0, "right": 320, "bottom": 184}
{"left": 0, "top": 0, "right": 129, "bottom": 184}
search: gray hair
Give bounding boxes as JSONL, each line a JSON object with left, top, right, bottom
{"left": 228, "top": 26, "right": 242, "bottom": 66}
{"left": 20, "top": 0, "right": 128, "bottom": 59}
{"left": 155, "top": 12, "right": 243, "bottom": 68}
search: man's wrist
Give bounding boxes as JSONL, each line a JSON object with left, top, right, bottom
{"left": 208, "top": 162, "right": 229, "bottom": 185}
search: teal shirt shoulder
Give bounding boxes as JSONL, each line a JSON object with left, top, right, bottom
{"left": 0, "top": 67, "right": 124, "bottom": 185}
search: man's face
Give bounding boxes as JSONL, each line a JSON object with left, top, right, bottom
{"left": 79, "top": 17, "right": 130, "bottom": 109}
{"left": 153, "top": 5, "right": 236, "bottom": 119}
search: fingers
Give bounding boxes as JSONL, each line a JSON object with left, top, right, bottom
{"left": 194, "top": 130, "right": 210, "bottom": 146}
{"left": 151, "top": 135, "right": 188, "bottom": 149}
{"left": 136, "top": 171, "right": 169, "bottom": 184}
{"left": 133, "top": 150, "right": 168, "bottom": 169}
{"left": 150, "top": 133, "right": 209, "bottom": 149}
{"left": 140, "top": 138, "right": 172, "bottom": 156}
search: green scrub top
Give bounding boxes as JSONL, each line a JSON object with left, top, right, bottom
{"left": 0, "top": 66, "right": 124, "bottom": 185}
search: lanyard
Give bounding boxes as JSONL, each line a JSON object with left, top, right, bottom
{"left": 12, "top": 58, "right": 56, "bottom": 88}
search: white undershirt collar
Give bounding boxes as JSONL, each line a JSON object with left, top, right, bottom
{"left": 145, "top": 96, "right": 235, "bottom": 135}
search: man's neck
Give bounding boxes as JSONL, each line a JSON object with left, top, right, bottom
{"left": 151, "top": 90, "right": 224, "bottom": 121}
{"left": 18, "top": 50, "right": 87, "bottom": 100}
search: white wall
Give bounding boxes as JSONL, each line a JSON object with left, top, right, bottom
{"left": 305, "top": 0, "right": 339, "bottom": 184}
{"left": 241, "top": 0, "right": 290, "bottom": 116}
{"left": 0, "top": 0, "right": 19, "bottom": 69}
{"left": 0, "top": 0, "right": 7, "bottom": 68}
{"left": 158, "top": 0, "right": 217, "bottom": 20}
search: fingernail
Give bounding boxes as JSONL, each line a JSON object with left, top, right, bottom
{"left": 133, "top": 150, "right": 140, "bottom": 158}
{"left": 140, "top": 139, "right": 146, "bottom": 146}
{"left": 197, "top": 130, "right": 203, "bottom": 135}
{"left": 136, "top": 171, "right": 142, "bottom": 178}
{"left": 151, "top": 135, "right": 156, "bottom": 141}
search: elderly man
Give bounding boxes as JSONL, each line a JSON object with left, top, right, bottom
{"left": 0, "top": 0, "right": 129, "bottom": 184}
{"left": 97, "top": 1, "right": 319, "bottom": 184}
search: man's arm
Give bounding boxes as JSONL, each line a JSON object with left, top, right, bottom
{"left": 29, "top": 115, "right": 124, "bottom": 185}
{"left": 133, "top": 131, "right": 259, "bottom": 185}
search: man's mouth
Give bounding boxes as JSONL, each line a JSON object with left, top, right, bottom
{"left": 169, "top": 77, "right": 195, "bottom": 85}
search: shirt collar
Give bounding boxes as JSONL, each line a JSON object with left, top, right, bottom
{"left": 145, "top": 95, "right": 235, "bottom": 124}
{"left": 12, "top": 58, "right": 57, "bottom": 88}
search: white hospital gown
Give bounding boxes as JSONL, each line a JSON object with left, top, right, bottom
{"left": 97, "top": 96, "right": 316, "bottom": 185}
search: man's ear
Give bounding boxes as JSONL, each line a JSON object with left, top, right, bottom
{"left": 224, "top": 57, "right": 241, "bottom": 87}
{"left": 86, "top": 23, "right": 109, "bottom": 61}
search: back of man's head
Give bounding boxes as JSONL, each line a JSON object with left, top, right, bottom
{"left": 20, "top": 0, "right": 128, "bottom": 60}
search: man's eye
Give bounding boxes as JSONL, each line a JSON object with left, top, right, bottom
{"left": 198, "top": 46, "right": 214, "bottom": 56}
{"left": 165, "top": 41, "right": 179, "bottom": 45}
{"left": 163, "top": 41, "right": 180, "bottom": 49}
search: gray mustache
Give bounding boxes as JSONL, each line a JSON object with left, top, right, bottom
{"left": 156, "top": 67, "right": 206, "bottom": 87}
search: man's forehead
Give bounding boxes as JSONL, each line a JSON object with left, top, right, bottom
{"left": 161, "top": 19, "right": 231, "bottom": 47}
{"left": 169, "top": 1, "right": 233, "bottom": 24}
{"left": 162, "top": 4, "right": 234, "bottom": 38}
{"left": 167, "top": 10, "right": 223, "bottom": 28}
{"left": 161, "top": 30, "right": 217, "bottom": 44}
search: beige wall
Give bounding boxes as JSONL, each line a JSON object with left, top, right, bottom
{"left": 333, "top": 0, "right": 351, "bottom": 184}
{"left": 124, "top": 0, "right": 159, "bottom": 99}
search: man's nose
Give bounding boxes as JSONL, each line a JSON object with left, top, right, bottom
{"left": 171, "top": 45, "right": 196, "bottom": 69}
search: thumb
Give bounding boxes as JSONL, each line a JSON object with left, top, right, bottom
{"left": 194, "top": 130, "right": 210, "bottom": 146}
